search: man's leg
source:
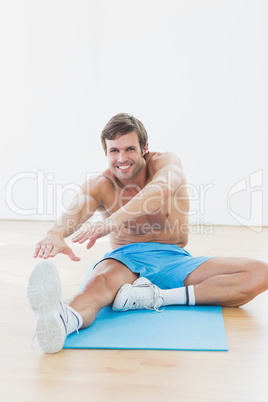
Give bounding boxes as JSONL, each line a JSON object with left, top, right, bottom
{"left": 69, "top": 259, "right": 138, "bottom": 327}
{"left": 183, "top": 257, "right": 268, "bottom": 307}
{"left": 112, "top": 258, "right": 268, "bottom": 310}
{"left": 28, "top": 259, "right": 138, "bottom": 353}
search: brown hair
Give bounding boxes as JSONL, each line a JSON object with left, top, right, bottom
{"left": 100, "top": 113, "right": 148, "bottom": 157}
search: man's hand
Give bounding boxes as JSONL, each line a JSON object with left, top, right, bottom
{"left": 33, "top": 232, "right": 80, "bottom": 261}
{"left": 72, "top": 221, "right": 116, "bottom": 250}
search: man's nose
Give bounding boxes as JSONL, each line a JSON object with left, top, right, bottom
{"left": 118, "top": 151, "right": 127, "bottom": 163}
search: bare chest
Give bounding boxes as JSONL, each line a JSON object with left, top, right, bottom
{"left": 103, "top": 187, "right": 175, "bottom": 233}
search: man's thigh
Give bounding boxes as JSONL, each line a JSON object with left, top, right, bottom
{"left": 183, "top": 257, "right": 255, "bottom": 286}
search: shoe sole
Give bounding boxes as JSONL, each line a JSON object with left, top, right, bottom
{"left": 27, "top": 261, "right": 66, "bottom": 353}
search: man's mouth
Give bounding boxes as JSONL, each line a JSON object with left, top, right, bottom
{"left": 116, "top": 164, "right": 133, "bottom": 171}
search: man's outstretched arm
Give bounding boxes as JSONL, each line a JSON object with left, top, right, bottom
{"left": 33, "top": 179, "right": 101, "bottom": 260}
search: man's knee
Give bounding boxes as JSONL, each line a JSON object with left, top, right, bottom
{"left": 241, "top": 260, "right": 268, "bottom": 296}
{"left": 83, "top": 272, "right": 113, "bottom": 300}
{"left": 84, "top": 272, "right": 107, "bottom": 293}
{"left": 81, "top": 261, "right": 137, "bottom": 307}
{"left": 78, "top": 273, "right": 115, "bottom": 309}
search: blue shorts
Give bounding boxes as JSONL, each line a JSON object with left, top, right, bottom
{"left": 94, "top": 242, "right": 213, "bottom": 289}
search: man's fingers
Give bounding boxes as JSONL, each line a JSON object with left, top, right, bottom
{"left": 33, "top": 244, "right": 41, "bottom": 258}
{"left": 43, "top": 245, "right": 53, "bottom": 259}
{"left": 72, "top": 229, "right": 91, "bottom": 241}
{"left": 72, "top": 231, "right": 92, "bottom": 243}
{"left": 34, "top": 221, "right": 109, "bottom": 260}
{"left": 33, "top": 235, "right": 80, "bottom": 261}
{"left": 64, "top": 246, "right": 80, "bottom": 261}
{"left": 72, "top": 233, "right": 82, "bottom": 242}
{"left": 48, "top": 246, "right": 58, "bottom": 258}
{"left": 37, "top": 245, "right": 46, "bottom": 258}
{"left": 34, "top": 243, "right": 59, "bottom": 260}
{"left": 78, "top": 235, "right": 88, "bottom": 244}
{"left": 86, "top": 237, "right": 97, "bottom": 250}
{"left": 69, "top": 253, "right": 81, "bottom": 262}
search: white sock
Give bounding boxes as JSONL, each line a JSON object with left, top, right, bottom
{"left": 65, "top": 305, "right": 83, "bottom": 335}
{"left": 158, "top": 285, "right": 195, "bottom": 307}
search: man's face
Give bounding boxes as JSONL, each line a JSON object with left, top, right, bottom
{"left": 106, "top": 131, "right": 148, "bottom": 181}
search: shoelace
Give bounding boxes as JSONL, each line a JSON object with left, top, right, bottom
{"left": 151, "top": 297, "right": 164, "bottom": 313}
{"left": 132, "top": 284, "right": 164, "bottom": 313}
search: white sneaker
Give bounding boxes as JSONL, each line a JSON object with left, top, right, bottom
{"left": 112, "top": 277, "right": 163, "bottom": 312}
{"left": 27, "top": 261, "right": 68, "bottom": 353}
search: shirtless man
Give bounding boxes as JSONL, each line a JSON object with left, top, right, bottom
{"left": 28, "top": 113, "right": 268, "bottom": 354}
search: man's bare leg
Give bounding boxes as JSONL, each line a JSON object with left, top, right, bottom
{"left": 28, "top": 259, "right": 138, "bottom": 353}
{"left": 69, "top": 259, "right": 138, "bottom": 327}
{"left": 184, "top": 257, "right": 268, "bottom": 307}
{"left": 112, "top": 258, "right": 268, "bottom": 311}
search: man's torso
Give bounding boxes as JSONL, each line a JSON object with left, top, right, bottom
{"left": 94, "top": 152, "right": 189, "bottom": 248}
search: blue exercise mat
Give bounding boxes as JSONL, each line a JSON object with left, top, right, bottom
{"left": 64, "top": 305, "right": 228, "bottom": 351}
{"left": 63, "top": 265, "right": 228, "bottom": 351}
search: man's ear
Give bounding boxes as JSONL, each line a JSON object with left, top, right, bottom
{"left": 143, "top": 142, "right": 149, "bottom": 155}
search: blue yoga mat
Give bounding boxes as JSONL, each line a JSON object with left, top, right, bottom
{"left": 63, "top": 266, "right": 228, "bottom": 351}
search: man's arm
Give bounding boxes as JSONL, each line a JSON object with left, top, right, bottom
{"left": 33, "top": 179, "right": 101, "bottom": 260}
{"left": 108, "top": 152, "right": 184, "bottom": 224}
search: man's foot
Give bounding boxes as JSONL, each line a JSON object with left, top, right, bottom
{"left": 27, "top": 261, "right": 68, "bottom": 353}
{"left": 112, "top": 277, "right": 163, "bottom": 312}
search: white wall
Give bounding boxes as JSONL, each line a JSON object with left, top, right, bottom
{"left": 1, "top": 0, "right": 267, "bottom": 228}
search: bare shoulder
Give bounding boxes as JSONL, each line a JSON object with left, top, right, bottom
{"left": 147, "top": 151, "right": 183, "bottom": 174}
{"left": 80, "top": 169, "right": 116, "bottom": 200}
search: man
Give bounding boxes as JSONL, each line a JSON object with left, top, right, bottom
{"left": 28, "top": 113, "right": 268, "bottom": 354}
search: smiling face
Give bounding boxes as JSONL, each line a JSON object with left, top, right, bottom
{"left": 106, "top": 131, "right": 148, "bottom": 181}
